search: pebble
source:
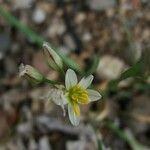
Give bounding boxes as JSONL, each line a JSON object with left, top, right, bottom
{"left": 32, "top": 7, "right": 46, "bottom": 24}
{"left": 38, "top": 2, "right": 56, "bottom": 14}
{"left": 47, "top": 18, "right": 66, "bottom": 37}
{"left": 58, "top": 46, "right": 70, "bottom": 55}
{"left": 96, "top": 55, "right": 126, "bottom": 80}
{"left": 13, "top": 0, "right": 34, "bottom": 9}
{"left": 63, "top": 34, "right": 76, "bottom": 51}
{"left": 82, "top": 32, "right": 92, "bottom": 42}
{"left": 38, "top": 136, "right": 52, "bottom": 150}
{"left": 88, "top": 0, "right": 116, "bottom": 10}
{"left": 133, "top": 42, "right": 142, "bottom": 62}
{"left": 17, "top": 122, "right": 32, "bottom": 137}
{"left": 66, "top": 140, "right": 86, "bottom": 150}
{"left": 74, "top": 13, "right": 86, "bottom": 25}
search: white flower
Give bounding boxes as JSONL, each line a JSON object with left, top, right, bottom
{"left": 49, "top": 69, "right": 102, "bottom": 126}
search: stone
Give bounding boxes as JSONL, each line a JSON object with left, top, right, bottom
{"left": 32, "top": 7, "right": 46, "bottom": 24}
{"left": 38, "top": 136, "right": 52, "bottom": 150}
{"left": 88, "top": 0, "right": 116, "bottom": 10}
{"left": 82, "top": 32, "right": 92, "bottom": 42}
{"left": 66, "top": 140, "right": 86, "bottom": 150}
{"left": 96, "top": 55, "right": 127, "bottom": 80}
{"left": 17, "top": 122, "right": 32, "bottom": 137}
{"left": 63, "top": 34, "right": 76, "bottom": 51}
{"left": 74, "top": 13, "right": 86, "bottom": 25}
{"left": 47, "top": 18, "right": 66, "bottom": 37}
{"left": 13, "top": 0, "right": 34, "bottom": 9}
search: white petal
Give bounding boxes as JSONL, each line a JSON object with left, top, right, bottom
{"left": 68, "top": 104, "right": 80, "bottom": 126}
{"left": 61, "top": 94, "right": 68, "bottom": 105}
{"left": 48, "top": 89, "right": 68, "bottom": 116}
{"left": 48, "top": 88, "right": 67, "bottom": 105}
{"left": 65, "top": 69, "right": 77, "bottom": 90}
{"left": 79, "top": 75, "right": 94, "bottom": 89}
{"left": 87, "top": 89, "right": 102, "bottom": 101}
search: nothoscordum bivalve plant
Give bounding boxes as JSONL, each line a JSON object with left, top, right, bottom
{"left": 50, "top": 69, "right": 102, "bottom": 126}
{"left": 19, "top": 42, "right": 102, "bottom": 126}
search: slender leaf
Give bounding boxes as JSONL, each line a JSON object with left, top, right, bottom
{"left": 106, "top": 121, "right": 149, "bottom": 150}
{"left": 84, "top": 54, "right": 100, "bottom": 76}
{"left": 0, "top": 6, "right": 82, "bottom": 73}
{"left": 108, "top": 61, "right": 143, "bottom": 90}
{"left": 120, "top": 61, "right": 143, "bottom": 80}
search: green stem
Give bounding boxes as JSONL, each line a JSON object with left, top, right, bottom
{"left": 90, "top": 121, "right": 106, "bottom": 150}
{"left": 43, "top": 78, "right": 60, "bottom": 85}
{"left": 106, "top": 121, "right": 149, "bottom": 150}
{"left": 0, "top": 6, "right": 82, "bottom": 73}
{"left": 0, "top": 6, "right": 44, "bottom": 46}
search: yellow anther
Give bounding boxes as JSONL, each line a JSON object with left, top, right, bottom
{"left": 68, "top": 84, "right": 89, "bottom": 105}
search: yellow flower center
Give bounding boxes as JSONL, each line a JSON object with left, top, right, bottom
{"left": 68, "top": 85, "right": 89, "bottom": 104}
{"left": 67, "top": 85, "right": 89, "bottom": 116}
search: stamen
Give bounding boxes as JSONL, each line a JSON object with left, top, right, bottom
{"left": 68, "top": 84, "right": 89, "bottom": 105}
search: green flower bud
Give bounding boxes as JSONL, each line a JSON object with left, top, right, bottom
{"left": 19, "top": 64, "right": 44, "bottom": 84}
{"left": 43, "top": 42, "right": 63, "bottom": 70}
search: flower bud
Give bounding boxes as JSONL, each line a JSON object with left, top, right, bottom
{"left": 43, "top": 42, "right": 63, "bottom": 70}
{"left": 19, "top": 64, "right": 44, "bottom": 84}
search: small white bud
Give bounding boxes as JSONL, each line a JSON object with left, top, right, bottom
{"left": 43, "top": 42, "right": 63, "bottom": 70}
{"left": 19, "top": 64, "right": 44, "bottom": 84}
